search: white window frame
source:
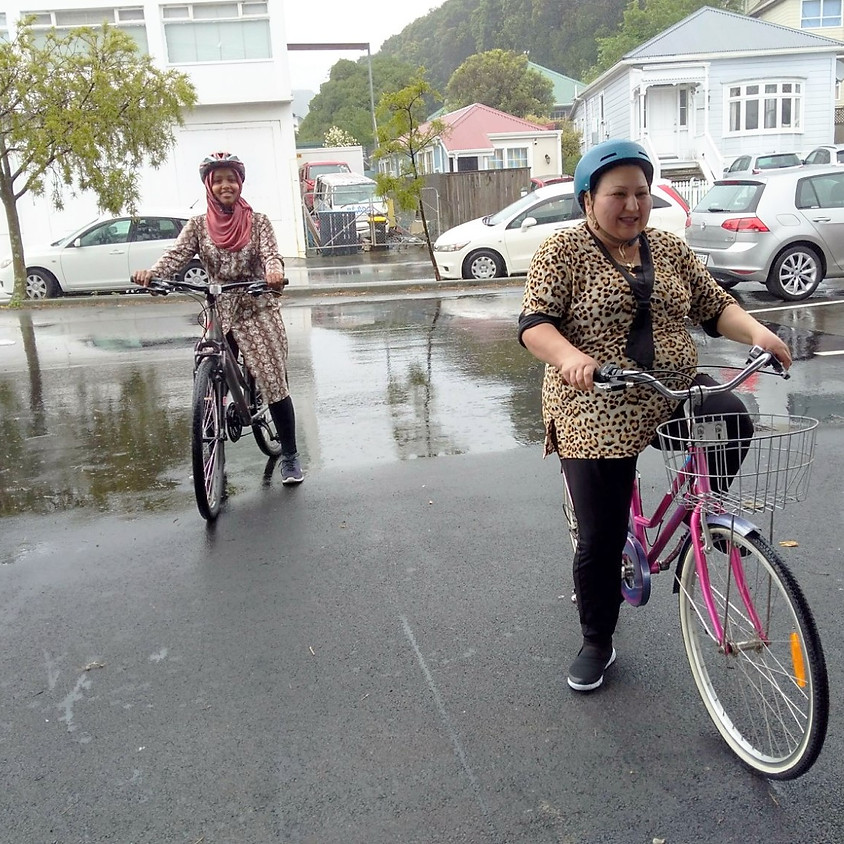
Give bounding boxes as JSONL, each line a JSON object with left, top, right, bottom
{"left": 488, "top": 149, "right": 504, "bottom": 170}
{"left": 27, "top": 7, "right": 149, "bottom": 52}
{"left": 505, "top": 147, "right": 528, "bottom": 169}
{"left": 725, "top": 80, "right": 803, "bottom": 135}
{"left": 802, "top": 0, "right": 842, "bottom": 28}
{"left": 161, "top": 2, "right": 271, "bottom": 64}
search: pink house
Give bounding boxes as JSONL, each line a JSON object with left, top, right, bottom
{"left": 381, "top": 102, "right": 564, "bottom": 178}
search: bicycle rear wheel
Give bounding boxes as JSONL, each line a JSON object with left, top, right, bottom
{"left": 247, "top": 372, "right": 282, "bottom": 457}
{"left": 677, "top": 525, "right": 828, "bottom": 779}
{"left": 192, "top": 357, "right": 226, "bottom": 521}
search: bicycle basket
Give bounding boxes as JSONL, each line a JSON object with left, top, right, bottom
{"left": 655, "top": 413, "right": 818, "bottom": 514}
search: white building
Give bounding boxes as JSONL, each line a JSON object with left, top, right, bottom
{"left": 1, "top": 1, "right": 306, "bottom": 257}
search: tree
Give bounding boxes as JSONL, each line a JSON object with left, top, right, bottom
{"left": 297, "top": 55, "right": 418, "bottom": 148}
{"left": 589, "top": 0, "right": 745, "bottom": 80}
{"left": 445, "top": 49, "right": 554, "bottom": 117}
{"left": 372, "top": 74, "right": 448, "bottom": 280}
{"left": 0, "top": 22, "right": 196, "bottom": 304}
{"left": 323, "top": 126, "right": 359, "bottom": 147}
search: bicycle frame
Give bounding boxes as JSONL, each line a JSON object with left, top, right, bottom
{"left": 628, "top": 440, "right": 765, "bottom": 649}
{"left": 191, "top": 282, "right": 264, "bottom": 431}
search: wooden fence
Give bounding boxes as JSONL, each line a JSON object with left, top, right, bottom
{"left": 419, "top": 168, "right": 531, "bottom": 237}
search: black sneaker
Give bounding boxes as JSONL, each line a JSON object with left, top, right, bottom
{"left": 280, "top": 453, "right": 304, "bottom": 485}
{"left": 567, "top": 644, "right": 616, "bottom": 692}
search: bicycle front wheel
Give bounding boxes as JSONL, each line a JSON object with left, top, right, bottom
{"left": 678, "top": 525, "right": 828, "bottom": 779}
{"left": 192, "top": 357, "right": 226, "bottom": 521}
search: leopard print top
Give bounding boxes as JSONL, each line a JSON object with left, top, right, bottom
{"left": 521, "top": 223, "right": 735, "bottom": 459}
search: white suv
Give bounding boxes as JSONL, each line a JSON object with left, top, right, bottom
{"left": 433, "top": 179, "right": 690, "bottom": 281}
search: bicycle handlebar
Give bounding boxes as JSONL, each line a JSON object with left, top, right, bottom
{"left": 593, "top": 345, "right": 788, "bottom": 400}
{"left": 142, "top": 278, "right": 283, "bottom": 297}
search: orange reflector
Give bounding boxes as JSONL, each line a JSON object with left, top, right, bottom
{"left": 790, "top": 632, "right": 806, "bottom": 689}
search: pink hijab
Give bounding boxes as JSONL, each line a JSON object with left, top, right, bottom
{"left": 204, "top": 170, "right": 253, "bottom": 251}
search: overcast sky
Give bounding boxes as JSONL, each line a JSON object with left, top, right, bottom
{"left": 282, "top": 0, "right": 446, "bottom": 93}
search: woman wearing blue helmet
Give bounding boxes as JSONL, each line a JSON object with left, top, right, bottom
{"left": 518, "top": 139, "right": 791, "bottom": 692}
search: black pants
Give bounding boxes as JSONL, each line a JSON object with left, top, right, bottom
{"left": 562, "top": 375, "right": 752, "bottom": 647}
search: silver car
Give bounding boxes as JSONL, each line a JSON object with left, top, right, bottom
{"left": 687, "top": 165, "right": 844, "bottom": 300}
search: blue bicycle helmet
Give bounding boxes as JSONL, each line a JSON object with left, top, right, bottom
{"left": 574, "top": 139, "right": 654, "bottom": 209}
{"left": 199, "top": 152, "right": 246, "bottom": 183}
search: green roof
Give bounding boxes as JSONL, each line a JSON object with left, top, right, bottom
{"left": 527, "top": 61, "right": 585, "bottom": 107}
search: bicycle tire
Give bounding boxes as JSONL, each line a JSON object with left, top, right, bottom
{"left": 562, "top": 476, "right": 579, "bottom": 553}
{"left": 677, "top": 525, "right": 828, "bottom": 779}
{"left": 192, "top": 357, "right": 226, "bottom": 521}
{"left": 247, "top": 373, "right": 282, "bottom": 457}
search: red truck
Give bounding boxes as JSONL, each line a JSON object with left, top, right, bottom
{"left": 299, "top": 160, "right": 352, "bottom": 211}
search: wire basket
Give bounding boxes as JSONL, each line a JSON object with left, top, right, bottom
{"left": 656, "top": 413, "right": 818, "bottom": 515}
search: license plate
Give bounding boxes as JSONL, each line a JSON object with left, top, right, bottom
{"left": 694, "top": 251, "right": 710, "bottom": 267}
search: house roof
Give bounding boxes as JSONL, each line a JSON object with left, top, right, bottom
{"left": 526, "top": 61, "right": 585, "bottom": 107}
{"left": 628, "top": 5, "right": 844, "bottom": 60}
{"left": 424, "top": 103, "right": 553, "bottom": 154}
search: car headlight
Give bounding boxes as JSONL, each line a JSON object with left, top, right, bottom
{"left": 434, "top": 241, "right": 470, "bottom": 253}
{"left": 0, "top": 257, "right": 12, "bottom": 269}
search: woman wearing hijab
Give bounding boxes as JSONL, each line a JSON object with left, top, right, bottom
{"left": 133, "top": 152, "right": 303, "bottom": 484}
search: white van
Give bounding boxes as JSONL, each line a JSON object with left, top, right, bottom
{"left": 312, "top": 172, "right": 388, "bottom": 233}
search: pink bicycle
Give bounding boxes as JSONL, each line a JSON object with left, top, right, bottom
{"left": 562, "top": 347, "right": 828, "bottom": 779}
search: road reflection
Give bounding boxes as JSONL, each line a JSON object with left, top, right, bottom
{"left": 1, "top": 290, "right": 843, "bottom": 517}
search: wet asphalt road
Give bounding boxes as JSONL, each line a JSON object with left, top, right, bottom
{"left": 1, "top": 261, "right": 844, "bottom": 843}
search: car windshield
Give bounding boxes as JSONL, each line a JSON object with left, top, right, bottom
{"left": 335, "top": 185, "right": 377, "bottom": 204}
{"left": 756, "top": 153, "right": 801, "bottom": 170}
{"left": 693, "top": 182, "right": 764, "bottom": 214}
{"left": 312, "top": 164, "right": 349, "bottom": 177}
{"left": 486, "top": 192, "right": 547, "bottom": 226}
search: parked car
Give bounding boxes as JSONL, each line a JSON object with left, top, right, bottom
{"left": 299, "top": 160, "right": 352, "bottom": 211}
{"left": 687, "top": 165, "right": 844, "bottom": 301}
{"left": 0, "top": 272, "right": 10, "bottom": 304}
{"left": 433, "top": 179, "right": 691, "bottom": 281}
{"left": 723, "top": 152, "right": 803, "bottom": 176}
{"left": 803, "top": 145, "right": 844, "bottom": 166}
{"left": 0, "top": 212, "right": 207, "bottom": 300}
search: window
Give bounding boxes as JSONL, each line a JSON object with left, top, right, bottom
{"left": 132, "top": 217, "right": 184, "bottom": 242}
{"left": 796, "top": 173, "right": 844, "bottom": 208}
{"left": 489, "top": 150, "right": 504, "bottom": 170}
{"left": 506, "top": 147, "right": 528, "bottom": 168}
{"left": 802, "top": 0, "right": 842, "bottom": 28}
{"left": 162, "top": 2, "right": 271, "bottom": 63}
{"left": 28, "top": 8, "right": 149, "bottom": 52}
{"left": 679, "top": 89, "right": 688, "bottom": 128}
{"left": 509, "top": 195, "right": 579, "bottom": 229}
{"left": 727, "top": 81, "right": 802, "bottom": 134}
{"left": 78, "top": 219, "right": 132, "bottom": 247}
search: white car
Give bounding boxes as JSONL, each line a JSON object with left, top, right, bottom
{"left": 0, "top": 274, "right": 10, "bottom": 304}
{"left": 433, "top": 179, "right": 690, "bottom": 280}
{"left": 0, "top": 212, "right": 207, "bottom": 300}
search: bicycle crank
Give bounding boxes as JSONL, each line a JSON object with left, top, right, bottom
{"left": 226, "top": 403, "right": 243, "bottom": 442}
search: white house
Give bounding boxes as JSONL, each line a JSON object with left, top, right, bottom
{"left": 570, "top": 6, "right": 844, "bottom": 180}
{"left": 1, "top": 1, "right": 305, "bottom": 257}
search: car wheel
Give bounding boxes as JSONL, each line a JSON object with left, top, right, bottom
{"left": 180, "top": 260, "right": 208, "bottom": 284}
{"left": 765, "top": 245, "right": 822, "bottom": 301}
{"left": 463, "top": 249, "right": 505, "bottom": 280}
{"left": 26, "top": 269, "right": 60, "bottom": 300}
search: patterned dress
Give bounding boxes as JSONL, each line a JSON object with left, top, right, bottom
{"left": 521, "top": 223, "right": 736, "bottom": 459}
{"left": 151, "top": 213, "right": 291, "bottom": 403}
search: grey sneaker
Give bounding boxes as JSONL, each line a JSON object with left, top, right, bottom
{"left": 280, "top": 453, "right": 304, "bottom": 485}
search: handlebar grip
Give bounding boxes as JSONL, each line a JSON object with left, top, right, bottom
{"left": 594, "top": 364, "right": 624, "bottom": 383}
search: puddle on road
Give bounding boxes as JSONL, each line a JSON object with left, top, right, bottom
{"left": 0, "top": 292, "right": 545, "bottom": 517}
{"left": 1, "top": 290, "right": 843, "bottom": 518}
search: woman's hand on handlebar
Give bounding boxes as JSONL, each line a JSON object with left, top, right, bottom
{"left": 265, "top": 270, "right": 286, "bottom": 290}
{"left": 133, "top": 269, "right": 154, "bottom": 287}
{"left": 750, "top": 325, "right": 792, "bottom": 371}
{"left": 556, "top": 350, "right": 600, "bottom": 391}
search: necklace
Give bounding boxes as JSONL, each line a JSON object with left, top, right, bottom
{"left": 617, "top": 241, "right": 636, "bottom": 271}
